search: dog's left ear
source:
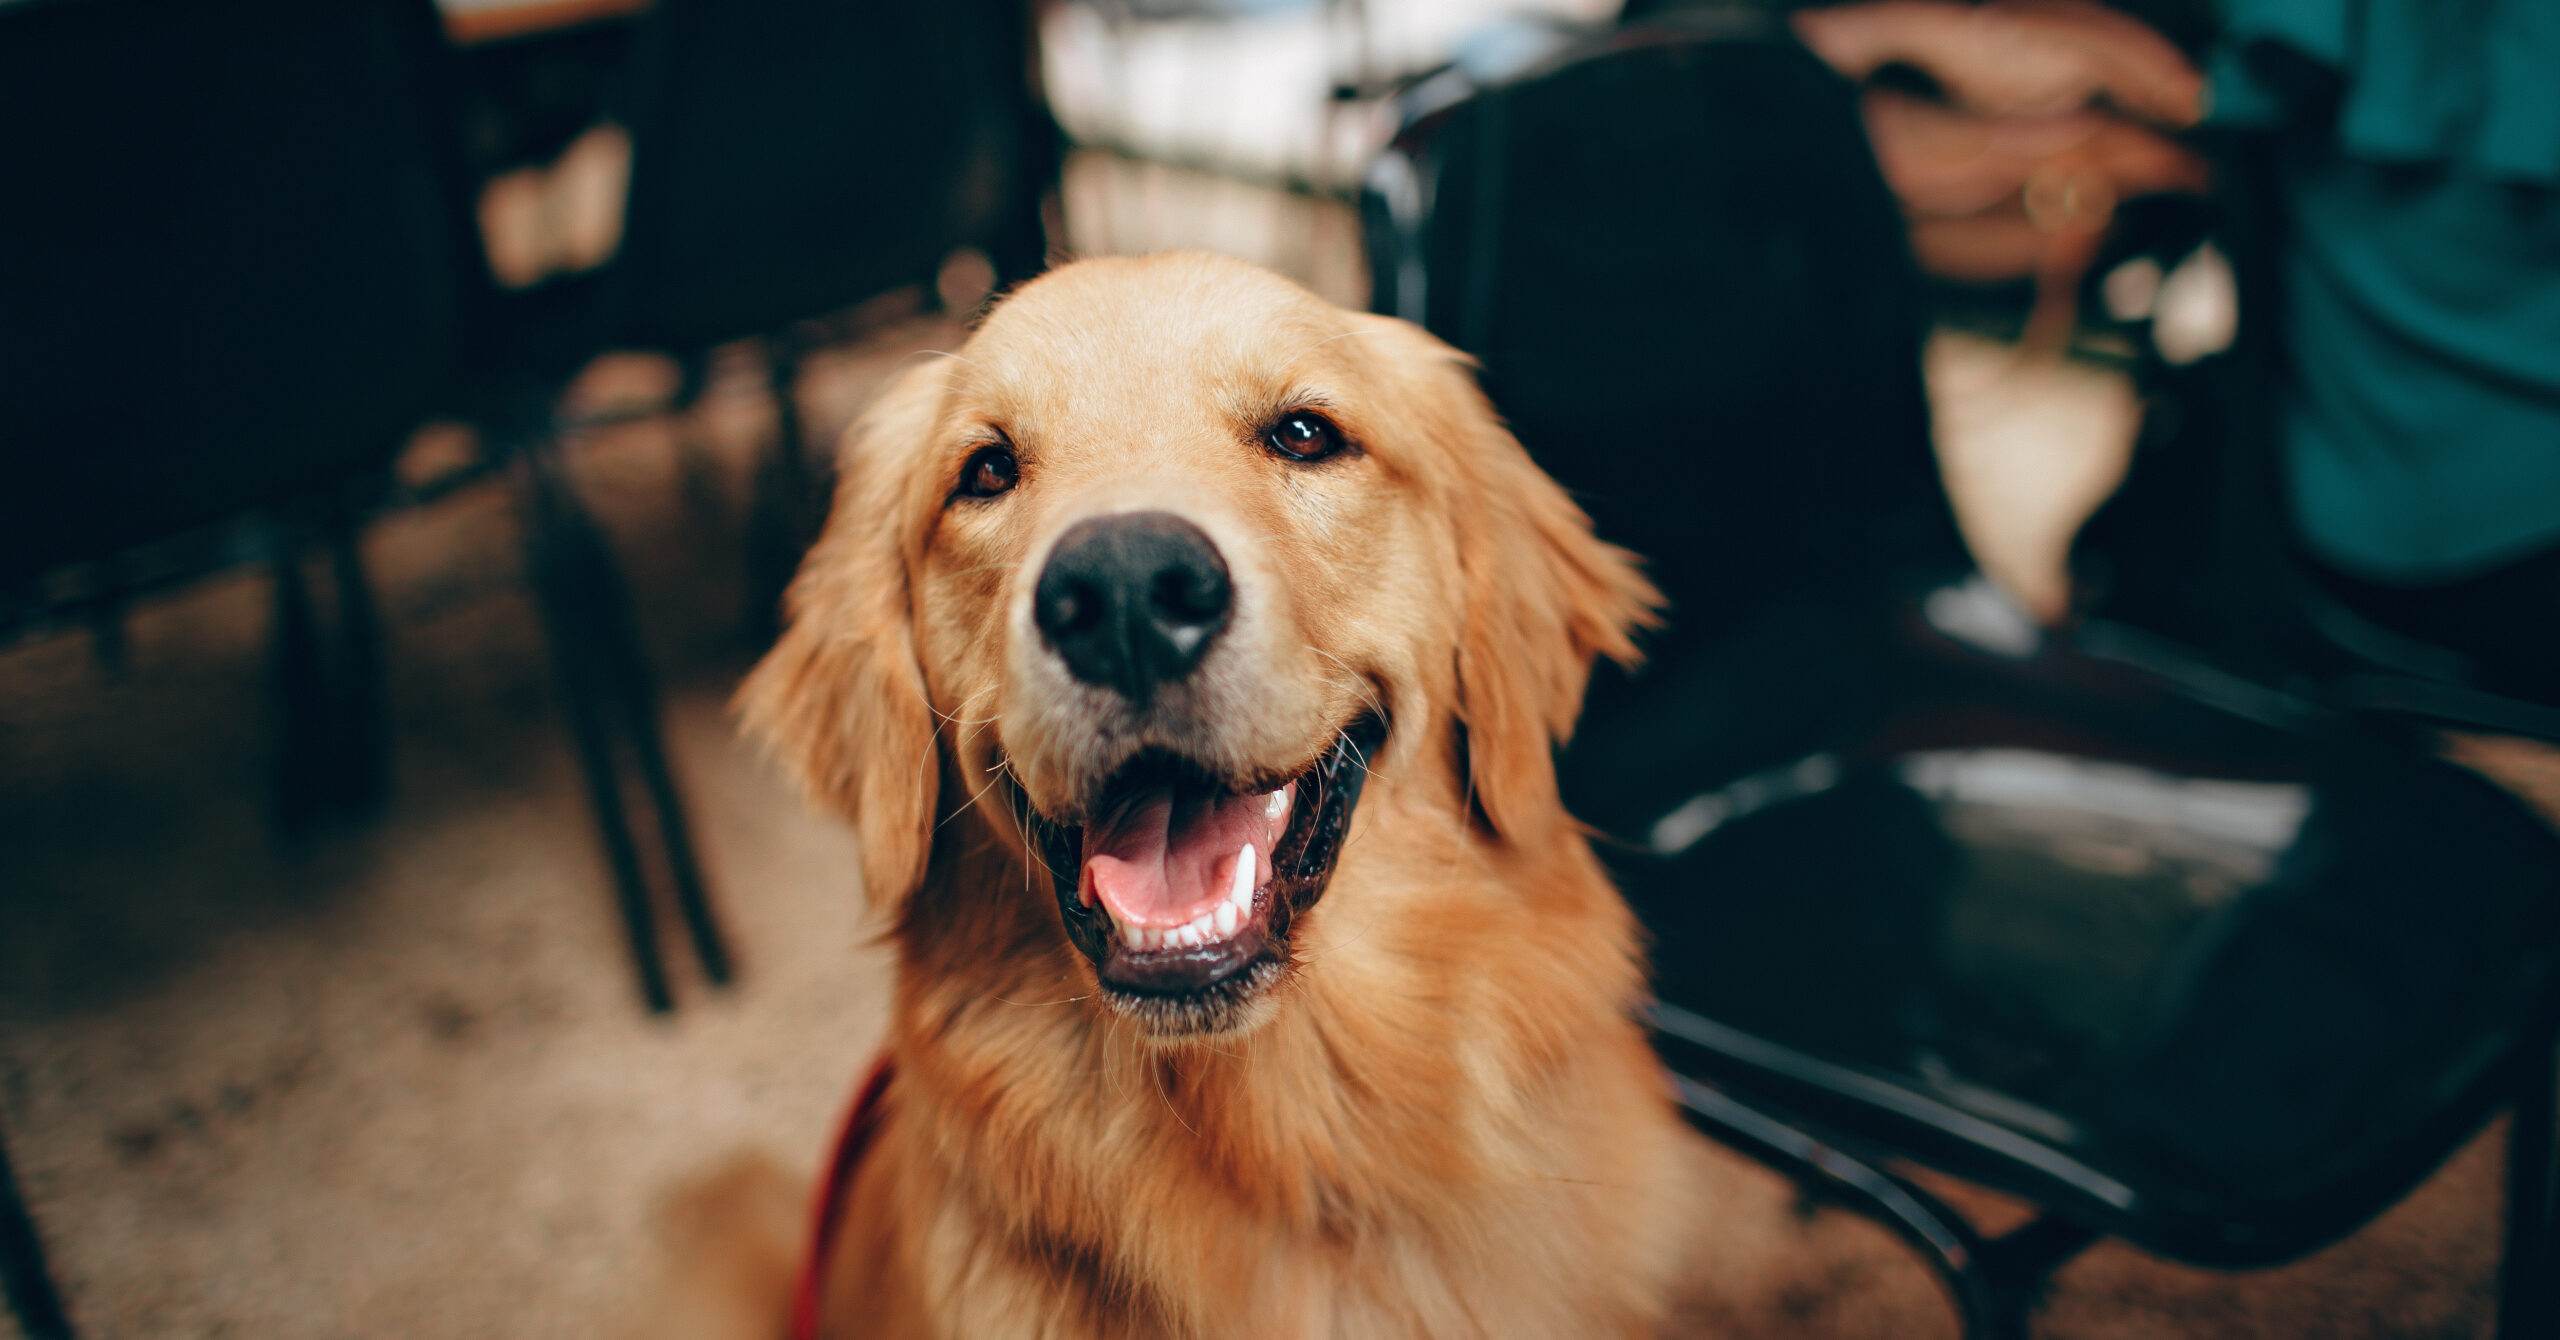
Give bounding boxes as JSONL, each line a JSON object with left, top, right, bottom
{"left": 1368, "top": 317, "right": 1661, "bottom": 844}
{"left": 737, "top": 361, "right": 950, "bottom": 913}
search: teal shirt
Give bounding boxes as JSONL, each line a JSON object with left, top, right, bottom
{"left": 2212, "top": 0, "right": 2560, "bottom": 582}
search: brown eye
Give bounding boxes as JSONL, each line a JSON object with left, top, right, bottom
{"left": 955, "top": 444, "right": 1018, "bottom": 500}
{"left": 1265, "top": 411, "right": 1348, "bottom": 463}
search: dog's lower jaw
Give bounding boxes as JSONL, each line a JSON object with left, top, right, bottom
{"left": 1096, "top": 955, "right": 1291, "bottom": 1042}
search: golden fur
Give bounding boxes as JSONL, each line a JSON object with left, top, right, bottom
{"left": 733, "top": 253, "right": 1723, "bottom": 1338}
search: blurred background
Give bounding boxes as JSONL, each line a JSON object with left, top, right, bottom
{"left": 2, "top": 0, "right": 2555, "bottom": 1336}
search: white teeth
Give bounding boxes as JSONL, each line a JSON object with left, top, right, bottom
{"left": 1231, "top": 841, "right": 1257, "bottom": 908}
{"left": 1116, "top": 842, "right": 1262, "bottom": 955}
{"left": 1265, "top": 789, "right": 1289, "bottom": 821}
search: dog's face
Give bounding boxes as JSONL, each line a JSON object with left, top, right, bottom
{"left": 744, "top": 255, "right": 1652, "bottom": 1040}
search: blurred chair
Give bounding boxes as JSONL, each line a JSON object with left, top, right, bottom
{"left": 652, "top": 0, "right": 1047, "bottom": 643}
{"left": 0, "top": 1128, "right": 70, "bottom": 1340}
{"left": 477, "top": 0, "right": 1059, "bottom": 643}
{"left": 438, "top": 0, "right": 1061, "bottom": 1011}
{"left": 0, "top": 1, "right": 477, "bottom": 1329}
{"left": 0, "top": 0, "right": 732, "bottom": 1024}
{"left": 0, "top": 0, "right": 474, "bottom": 832}
{"left": 445, "top": 8, "right": 641, "bottom": 180}
{"left": 1366, "top": 22, "right": 2560, "bottom": 1338}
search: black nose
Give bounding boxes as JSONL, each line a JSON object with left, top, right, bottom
{"left": 1034, "top": 512, "right": 1233, "bottom": 705}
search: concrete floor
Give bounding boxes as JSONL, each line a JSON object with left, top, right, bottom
{"left": 1, "top": 264, "right": 2549, "bottom": 1335}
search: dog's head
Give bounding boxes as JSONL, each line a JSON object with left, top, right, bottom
{"left": 742, "top": 254, "right": 1654, "bottom": 1039}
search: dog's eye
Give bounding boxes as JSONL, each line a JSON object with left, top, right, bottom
{"left": 955, "top": 444, "right": 1018, "bottom": 500}
{"left": 1265, "top": 411, "right": 1348, "bottom": 464}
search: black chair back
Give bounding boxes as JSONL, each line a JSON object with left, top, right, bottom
{"left": 1365, "top": 25, "right": 1966, "bottom": 638}
{"left": 606, "top": 0, "right": 1055, "bottom": 353}
{"left": 0, "top": 0, "right": 474, "bottom": 583}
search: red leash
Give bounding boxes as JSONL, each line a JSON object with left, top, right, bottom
{"left": 790, "top": 1054, "right": 895, "bottom": 1340}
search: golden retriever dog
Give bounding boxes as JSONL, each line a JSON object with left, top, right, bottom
{"left": 734, "top": 252, "right": 1727, "bottom": 1338}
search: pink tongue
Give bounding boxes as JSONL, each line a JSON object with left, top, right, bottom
{"left": 1083, "top": 786, "right": 1282, "bottom": 929}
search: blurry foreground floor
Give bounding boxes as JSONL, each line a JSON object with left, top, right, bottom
{"left": 0, "top": 327, "right": 934, "bottom": 1338}
{"left": 0, "top": 277, "right": 2547, "bottom": 1336}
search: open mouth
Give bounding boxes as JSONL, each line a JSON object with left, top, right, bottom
{"left": 1024, "top": 714, "right": 1386, "bottom": 1033}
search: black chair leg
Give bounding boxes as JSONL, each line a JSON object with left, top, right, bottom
{"left": 1977, "top": 1215, "right": 2099, "bottom": 1338}
{"left": 270, "top": 506, "right": 394, "bottom": 834}
{"left": 1666, "top": 1070, "right": 2091, "bottom": 1340}
{"left": 82, "top": 561, "right": 126, "bottom": 679}
{"left": 516, "top": 430, "right": 730, "bottom": 1010}
{"left": 587, "top": 524, "right": 732, "bottom": 989}
{"left": 269, "top": 539, "right": 332, "bottom": 835}
{"left": 743, "top": 334, "right": 820, "bottom": 647}
{"left": 323, "top": 510, "right": 391, "bottom": 819}
{"left": 1668, "top": 1072, "right": 2002, "bottom": 1335}
{"left": 668, "top": 351, "right": 727, "bottom": 527}
{"left": 0, "top": 1126, "right": 74, "bottom": 1340}
{"left": 519, "top": 439, "right": 676, "bottom": 1013}
{"left": 2501, "top": 1037, "right": 2559, "bottom": 1338}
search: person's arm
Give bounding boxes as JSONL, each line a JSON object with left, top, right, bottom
{"left": 1792, "top": 0, "right": 2203, "bottom": 127}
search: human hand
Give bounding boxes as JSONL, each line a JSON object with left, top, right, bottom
{"left": 1793, "top": 0, "right": 2204, "bottom": 128}
{"left": 1861, "top": 86, "right": 2209, "bottom": 285}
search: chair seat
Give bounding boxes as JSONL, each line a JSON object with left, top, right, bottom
{"left": 1586, "top": 574, "right": 2560, "bottom": 1267}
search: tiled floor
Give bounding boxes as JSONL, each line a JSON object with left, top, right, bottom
{"left": 1, "top": 196, "right": 2547, "bottom": 1336}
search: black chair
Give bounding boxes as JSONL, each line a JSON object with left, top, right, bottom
{"left": 639, "top": 0, "right": 1051, "bottom": 638}
{"left": 0, "top": 0, "right": 476, "bottom": 831}
{"left": 474, "top": 0, "right": 1059, "bottom": 641}
{"left": 439, "top": 0, "right": 1060, "bottom": 1011}
{"left": 1365, "top": 22, "right": 2560, "bottom": 1338}
{"left": 606, "top": 0, "right": 1052, "bottom": 355}
{"left": 0, "top": 0, "right": 736, "bottom": 1023}
{"left": 0, "top": 1126, "right": 71, "bottom": 1340}
{"left": 0, "top": 1, "right": 487, "bottom": 1330}
{"left": 621, "top": 0, "right": 1052, "bottom": 644}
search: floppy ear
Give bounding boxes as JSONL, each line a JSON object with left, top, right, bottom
{"left": 737, "top": 361, "right": 950, "bottom": 911}
{"left": 1392, "top": 323, "right": 1661, "bottom": 844}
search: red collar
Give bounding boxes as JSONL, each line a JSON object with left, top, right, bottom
{"left": 791, "top": 1054, "right": 895, "bottom": 1340}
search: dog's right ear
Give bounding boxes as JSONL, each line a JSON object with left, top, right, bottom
{"left": 738, "top": 361, "right": 950, "bottom": 913}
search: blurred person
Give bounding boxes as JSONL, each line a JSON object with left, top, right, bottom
{"left": 1793, "top": 0, "right": 2212, "bottom": 314}
{"left": 1627, "top": 0, "right": 2559, "bottom": 703}
{"left": 1622, "top": 0, "right": 2217, "bottom": 340}
{"left": 2203, "top": 0, "right": 2560, "bottom": 704}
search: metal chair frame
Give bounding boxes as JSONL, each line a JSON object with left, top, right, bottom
{"left": 1657, "top": 1003, "right": 2560, "bottom": 1339}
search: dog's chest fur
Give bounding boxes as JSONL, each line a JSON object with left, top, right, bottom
{"left": 821, "top": 812, "right": 1704, "bottom": 1339}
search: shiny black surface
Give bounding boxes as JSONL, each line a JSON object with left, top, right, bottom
{"left": 1603, "top": 583, "right": 2560, "bottom": 1264}
{"left": 0, "top": 0, "right": 471, "bottom": 584}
